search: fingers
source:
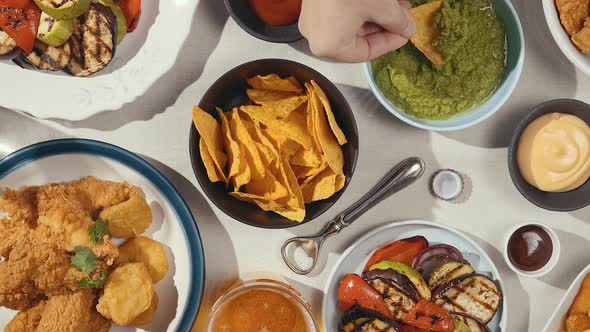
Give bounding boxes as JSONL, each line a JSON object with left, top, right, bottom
{"left": 359, "top": 22, "right": 384, "bottom": 37}
{"left": 365, "top": 0, "right": 416, "bottom": 38}
{"left": 364, "top": 31, "right": 409, "bottom": 59}
{"left": 399, "top": 0, "right": 412, "bottom": 9}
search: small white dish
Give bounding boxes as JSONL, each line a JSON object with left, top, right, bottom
{"left": 322, "top": 220, "right": 506, "bottom": 332}
{"left": 543, "top": 0, "right": 590, "bottom": 76}
{"left": 542, "top": 264, "right": 590, "bottom": 332}
{"left": 0, "top": 0, "right": 199, "bottom": 121}
{"left": 503, "top": 222, "right": 561, "bottom": 278}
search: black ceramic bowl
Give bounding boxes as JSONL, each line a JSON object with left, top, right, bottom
{"left": 508, "top": 99, "right": 590, "bottom": 211}
{"left": 224, "top": 0, "right": 303, "bottom": 43}
{"left": 189, "top": 59, "right": 359, "bottom": 229}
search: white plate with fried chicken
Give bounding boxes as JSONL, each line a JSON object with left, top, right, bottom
{"left": 0, "top": 139, "right": 205, "bottom": 331}
{"left": 544, "top": 0, "right": 590, "bottom": 76}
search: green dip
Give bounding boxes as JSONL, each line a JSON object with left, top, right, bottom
{"left": 371, "top": 0, "right": 506, "bottom": 120}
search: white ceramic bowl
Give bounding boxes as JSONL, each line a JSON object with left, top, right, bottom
{"left": 364, "top": 0, "right": 524, "bottom": 131}
{"left": 322, "top": 220, "right": 507, "bottom": 331}
{"left": 542, "top": 264, "right": 590, "bottom": 332}
{"left": 0, "top": 0, "right": 199, "bottom": 121}
{"left": 543, "top": 0, "right": 590, "bottom": 76}
{"left": 502, "top": 222, "right": 561, "bottom": 278}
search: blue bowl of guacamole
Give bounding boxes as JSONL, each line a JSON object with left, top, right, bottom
{"left": 365, "top": 0, "right": 524, "bottom": 131}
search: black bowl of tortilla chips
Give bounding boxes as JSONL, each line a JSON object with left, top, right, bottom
{"left": 189, "top": 59, "right": 359, "bottom": 229}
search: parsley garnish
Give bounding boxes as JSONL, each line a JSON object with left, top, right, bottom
{"left": 70, "top": 246, "right": 98, "bottom": 274}
{"left": 77, "top": 270, "right": 109, "bottom": 289}
{"left": 89, "top": 218, "right": 111, "bottom": 245}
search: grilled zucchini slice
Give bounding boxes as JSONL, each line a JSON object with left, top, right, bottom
{"left": 451, "top": 313, "right": 491, "bottom": 332}
{"left": 37, "top": 12, "right": 75, "bottom": 47}
{"left": 433, "top": 274, "right": 501, "bottom": 324}
{"left": 67, "top": 3, "right": 117, "bottom": 77}
{"left": 33, "top": 0, "right": 91, "bottom": 20}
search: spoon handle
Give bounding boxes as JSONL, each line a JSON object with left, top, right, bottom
{"left": 281, "top": 157, "right": 425, "bottom": 275}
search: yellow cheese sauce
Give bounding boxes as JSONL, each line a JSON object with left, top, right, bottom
{"left": 517, "top": 113, "right": 590, "bottom": 192}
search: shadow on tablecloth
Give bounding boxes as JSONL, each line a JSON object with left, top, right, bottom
{"left": 139, "top": 155, "right": 238, "bottom": 332}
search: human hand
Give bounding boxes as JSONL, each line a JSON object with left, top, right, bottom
{"left": 299, "top": 0, "right": 416, "bottom": 62}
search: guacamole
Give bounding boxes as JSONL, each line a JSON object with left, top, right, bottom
{"left": 371, "top": 0, "right": 506, "bottom": 120}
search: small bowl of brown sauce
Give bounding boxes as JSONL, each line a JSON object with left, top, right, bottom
{"left": 503, "top": 222, "right": 561, "bottom": 278}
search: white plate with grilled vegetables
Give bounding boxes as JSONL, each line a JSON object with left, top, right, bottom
{"left": 323, "top": 220, "right": 506, "bottom": 332}
{"left": 0, "top": 0, "right": 198, "bottom": 120}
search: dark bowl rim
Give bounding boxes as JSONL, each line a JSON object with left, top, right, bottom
{"left": 507, "top": 98, "right": 590, "bottom": 212}
{"left": 223, "top": 0, "right": 304, "bottom": 44}
{"left": 188, "top": 58, "right": 359, "bottom": 229}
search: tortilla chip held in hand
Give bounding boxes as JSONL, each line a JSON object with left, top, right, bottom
{"left": 410, "top": 0, "right": 445, "bottom": 65}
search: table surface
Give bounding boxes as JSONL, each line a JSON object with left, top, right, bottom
{"left": 1, "top": 0, "right": 589, "bottom": 331}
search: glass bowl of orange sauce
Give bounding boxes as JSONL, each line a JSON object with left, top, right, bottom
{"left": 207, "top": 278, "right": 320, "bottom": 332}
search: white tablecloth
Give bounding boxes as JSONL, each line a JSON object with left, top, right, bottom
{"left": 1, "top": 0, "right": 589, "bottom": 331}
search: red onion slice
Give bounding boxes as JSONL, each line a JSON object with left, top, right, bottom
{"left": 411, "top": 244, "right": 464, "bottom": 271}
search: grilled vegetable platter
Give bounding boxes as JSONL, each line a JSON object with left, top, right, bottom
{"left": 0, "top": 0, "right": 141, "bottom": 77}
{"left": 323, "top": 221, "right": 506, "bottom": 332}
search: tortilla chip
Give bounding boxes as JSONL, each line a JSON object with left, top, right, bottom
{"left": 192, "top": 106, "right": 228, "bottom": 182}
{"left": 291, "top": 147, "right": 322, "bottom": 168}
{"left": 292, "top": 164, "right": 327, "bottom": 180}
{"left": 247, "top": 89, "right": 308, "bottom": 116}
{"left": 216, "top": 107, "right": 250, "bottom": 189}
{"left": 244, "top": 170, "right": 288, "bottom": 201}
{"left": 301, "top": 167, "right": 342, "bottom": 203}
{"left": 311, "top": 88, "right": 344, "bottom": 175}
{"left": 199, "top": 139, "right": 224, "bottom": 183}
{"left": 241, "top": 105, "right": 312, "bottom": 149}
{"left": 310, "top": 81, "right": 347, "bottom": 145}
{"left": 230, "top": 192, "right": 304, "bottom": 221}
{"left": 240, "top": 113, "right": 280, "bottom": 168}
{"left": 247, "top": 74, "right": 303, "bottom": 93}
{"left": 410, "top": 0, "right": 444, "bottom": 65}
{"left": 229, "top": 109, "right": 266, "bottom": 180}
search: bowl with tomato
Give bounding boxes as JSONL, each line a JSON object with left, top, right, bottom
{"left": 324, "top": 220, "right": 506, "bottom": 332}
{"left": 0, "top": 0, "right": 199, "bottom": 120}
{"left": 224, "top": 0, "right": 303, "bottom": 43}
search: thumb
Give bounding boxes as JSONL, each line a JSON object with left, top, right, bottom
{"left": 363, "top": 31, "right": 409, "bottom": 60}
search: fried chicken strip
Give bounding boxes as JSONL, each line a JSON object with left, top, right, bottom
{"left": 5, "top": 290, "right": 111, "bottom": 332}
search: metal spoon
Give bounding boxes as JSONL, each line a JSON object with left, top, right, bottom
{"left": 281, "top": 157, "right": 425, "bottom": 275}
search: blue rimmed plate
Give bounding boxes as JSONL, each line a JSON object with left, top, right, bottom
{"left": 0, "top": 139, "right": 205, "bottom": 332}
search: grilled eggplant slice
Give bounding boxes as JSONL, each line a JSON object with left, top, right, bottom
{"left": 429, "top": 261, "right": 475, "bottom": 290}
{"left": 365, "top": 278, "right": 416, "bottom": 321}
{"left": 340, "top": 307, "right": 402, "bottom": 332}
{"left": 362, "top": 269, "right": 419, "bottom": 301}
{"left": 0, "top": 30, "right": 18, "bottom": 59}
{"left": 451, "top": 313, "right": 491, "bottom": 332}
{"left": 67, "top": 2, "right": 117, "bottom": 77}
{"left": 15, "top": 40, "right": 71, "bottom": 71}
{"left": 433, "top": 274, "right": 501, "bottom": 324}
